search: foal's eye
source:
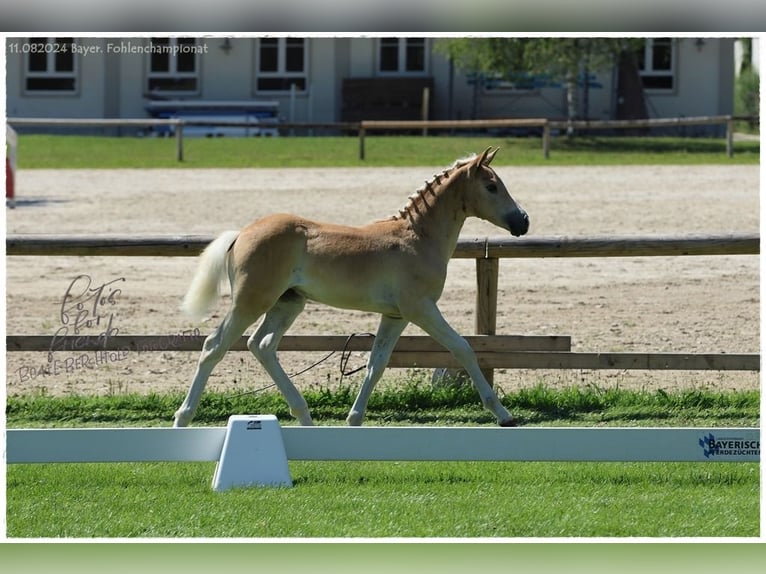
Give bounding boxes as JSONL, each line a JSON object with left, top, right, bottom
{"left": 486, "top": 183, "right": 498, "bottom": 193}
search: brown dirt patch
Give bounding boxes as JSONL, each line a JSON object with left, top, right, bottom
{"left": 6, "top": 164, "right": 759, "bottom": 400}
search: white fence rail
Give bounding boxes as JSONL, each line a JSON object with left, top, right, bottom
{"left": 7, "top": 425, "right": 760, "bottom": 464}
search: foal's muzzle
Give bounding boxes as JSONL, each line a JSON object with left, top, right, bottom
{"left": 507, "top": 209, "right": 530, "bottom": 237}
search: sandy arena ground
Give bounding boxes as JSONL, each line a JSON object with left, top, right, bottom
{"left": 5, "top": 163, "right": 760, "bottom": 401}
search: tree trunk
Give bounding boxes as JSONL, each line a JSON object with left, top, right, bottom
{"left": 565, "top": 73, "right": 577, "bottom": 136}
{"left": 615, "top": 50, "right": 649, "bottom": 133}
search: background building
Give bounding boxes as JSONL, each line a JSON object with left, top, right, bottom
{"left": 5, "top": 37, "right": 738, "bottom": 136}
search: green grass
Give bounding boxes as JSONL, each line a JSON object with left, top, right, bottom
{"left": 6, "top": 459, "right": 758, "bottom": 538}
{"left": 15, "top": 134, "right": 759, "bottom": 169}
{"left": 6, "top": 383, "right": 760, "bottom": 538}
{"left": 6, "top": 380, "right": 760, "bottom": 428}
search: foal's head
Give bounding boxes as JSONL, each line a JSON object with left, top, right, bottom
{"left": 461, "top": 147, "right": 529, "bottom": 237}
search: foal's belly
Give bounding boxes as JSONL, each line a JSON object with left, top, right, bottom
{"left": 292, "top": 279, "right": 402, "bottom": 317}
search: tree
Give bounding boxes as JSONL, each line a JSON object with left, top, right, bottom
{"left": 436, "top": 38, "right": 644, "bottom": 134}
{"left": 735, "top": 38, "right": 759, "bottom": 132}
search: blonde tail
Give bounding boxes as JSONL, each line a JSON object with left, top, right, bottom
{"left": 181, "top": 230, "right": 240, "bottom": 322}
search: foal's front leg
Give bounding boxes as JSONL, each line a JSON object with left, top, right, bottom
{"left": 403, "top": 299, "right": 516, "bottom": 427}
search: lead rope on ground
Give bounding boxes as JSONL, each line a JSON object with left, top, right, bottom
{"left": 230, "top": 332, "right": 375, "bottom": 398}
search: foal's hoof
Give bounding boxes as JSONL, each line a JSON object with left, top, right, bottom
{"left": 499, "top": 417, "right": 520, "bottom": 427}
{"left": 173, "top": 411, "right": 190, "bottom": 428}
{"left": 346, "top": 412, "right": 363, "bottom": 426}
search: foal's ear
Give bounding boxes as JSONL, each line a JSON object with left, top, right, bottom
{"left": 469, "top": 147, "right": 492, "bottom": 177}
{"left": 476, "top": 147, "right": 492, "bottom": 166}
{"left": 475, "top": 147, "right": 499, "bottom": 167}
{"left": 485, "top": 147, "right": 499, "bottom": 165}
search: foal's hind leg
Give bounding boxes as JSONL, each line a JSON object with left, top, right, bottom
{"left": 174, "top": 309, "right": 255, "bottom": 427}
{"left": 248, "top": 291, "right": 314, "bottom": 426}
{"left": 347, "top": 314, "right": 408, "bottom": 426}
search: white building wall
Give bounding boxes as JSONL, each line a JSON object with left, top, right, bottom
{"left": 115, "top": 38, "right": 148, "bottom": 120}
{"left": 348, "top": 38, "right": 376, "bottom": 77}
{"left": 6, "top": 37, "right": 109, "bottom": 119}
{"left": 198, "top": 38, "right": 254, "bottom": 101}
{"left": 306, "top": 38, "right": 338, "bottom": 124}
{"left": 643, "top": 38, "right": 733, "bottom": 118}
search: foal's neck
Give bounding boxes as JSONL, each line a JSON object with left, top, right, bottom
{"left": 405, "top": 172, "right": 468, "bottom": 261}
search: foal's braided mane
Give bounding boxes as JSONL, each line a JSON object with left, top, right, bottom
{"left": 391, "top": 153, "right": 477, "bottom": 221}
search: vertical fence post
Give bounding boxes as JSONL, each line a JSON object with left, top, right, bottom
{"left": 726, "top": 118, "right": 734, "bottom": 158}
{"left": 542, "top": 121, "right": 551, "bottom": 159}
{"left": 358, "top": 125, "right": 366, "bottom": 161}
{"left": 475, "top": 256, "right": 499, "bottom": 386}
{"left": 175, "top": 121, "right": 184, "bottom": 162}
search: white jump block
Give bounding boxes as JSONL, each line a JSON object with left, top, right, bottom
{"left": 211, "top": 415, "right": 292, "bottom": 491}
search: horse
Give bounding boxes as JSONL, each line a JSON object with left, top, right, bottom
{"left": 174, "top": 147, "right": 529, "bottom": 428}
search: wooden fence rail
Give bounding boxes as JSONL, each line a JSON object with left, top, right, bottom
{"left": 6, "top": 232, "right": 759, "bottom": 258}
{"left": 358, "top": 115, "right": 748, "bottom": 159}
{"left": 5, "top": 232, "right": 759, "bottom": 375}
{"left": 5, "top": 335, "right": 756, "bottom": 371}
{"left": 5, "top": 334, "right": 570, "bottom": 354}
